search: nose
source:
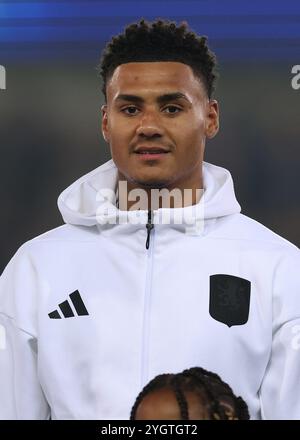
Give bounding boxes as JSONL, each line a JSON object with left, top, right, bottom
{"left": 136, "top": 110, "right": 164, "bottom": 139}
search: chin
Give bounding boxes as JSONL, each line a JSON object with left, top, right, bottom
{"left": 133, "top": 176, "right": 170, "bottom": 189}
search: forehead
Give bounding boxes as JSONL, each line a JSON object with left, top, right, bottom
{"left": 135, "top": 387, "right": 181, "bottom": 420}
{"left": 135, "top": 386, "right": 208, "bottom": 420}
{"left": 106, "top": 61, "right": 205, "bottom": 101}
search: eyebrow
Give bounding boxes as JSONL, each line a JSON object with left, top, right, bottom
{"left": 115, "top": 92, "right": 191, "bottom": 105}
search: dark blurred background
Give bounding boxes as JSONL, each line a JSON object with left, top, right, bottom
{"left": 1, "top": 0, "right": 300, "bottom": 272}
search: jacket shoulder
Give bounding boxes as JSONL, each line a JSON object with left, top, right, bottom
{"left": 8, "top": 224, "right": 98, "bottom": 263}
{"left": 213, "top": 213, "right": 299, "bottom": 254}
{"left": 30, "top": 224, "right": 98, "bottom": 244}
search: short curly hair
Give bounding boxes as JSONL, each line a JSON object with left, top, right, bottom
{"left": 98, "top": 19, "right": 218, "bottom": 101}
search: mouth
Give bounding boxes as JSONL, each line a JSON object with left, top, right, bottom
{"left": 134, "top": 146, "right": 171, "bottom": 160}
{"left": 134, "top": 151, "right": 170, "bottom": 160}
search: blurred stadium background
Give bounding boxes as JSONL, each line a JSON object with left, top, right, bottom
{"left": 0, "top": 0, "right": 300, "bottom": 271}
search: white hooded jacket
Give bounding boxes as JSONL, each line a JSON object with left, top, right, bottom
{"left": 0, "top": 159, "right": 300, "bottom": 420}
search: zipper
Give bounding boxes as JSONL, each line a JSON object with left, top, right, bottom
{"left": 141, "top": 210, "right": 155, "bottom": 387}
{"left": 145, "top": 210, "right": 154, "bottom": 249}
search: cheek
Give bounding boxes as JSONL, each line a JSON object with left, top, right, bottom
{"left": 108, "top": 111, "right": 136, "bottom": 133}
{"left": 108, "top": 119, "right": 134, "bottom": 153}
{"left": 174, "top": 127, "right": 205, "bottom": 153}
{"left": 109, "top": 121, "right": 135, "bottom": 151}
{"left": 171, "top": 115, "right": 206, "bottom": 144}
{"left": 189, "top": 116, "right": 206, "bottom": 136}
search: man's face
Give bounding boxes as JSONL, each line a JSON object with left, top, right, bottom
{"left": 102, "top": 61, "right": 219, "bottom": 190}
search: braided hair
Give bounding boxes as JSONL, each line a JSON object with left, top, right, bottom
{"left": 98, "top": 18, "right": 218, "bottom": 101}
{"left": 130, "top": 366, "right": 250, "bottom": 420}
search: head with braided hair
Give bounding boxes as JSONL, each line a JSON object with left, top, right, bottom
{"left": 130, "top": 366, "right": 250, "bottom": 420}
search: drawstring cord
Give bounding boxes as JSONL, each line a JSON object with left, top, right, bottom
{"left": 116, "top": 193, "right": 154, "bottom": 250}
{"left": 146, "top": 210, "right": 154, "bottom": 249}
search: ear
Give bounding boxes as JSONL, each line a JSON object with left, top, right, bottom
{"left": 101, "top": 104, "right": 109, "bottom": 143}
{"left": 205, "top": 99, "right": 219, "bottom": 139}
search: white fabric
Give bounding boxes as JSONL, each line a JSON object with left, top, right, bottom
{"left": 0, "top": 159, "right": 299, "bottom": 420}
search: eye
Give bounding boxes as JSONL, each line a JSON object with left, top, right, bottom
{"left": 122, "top": 106, "right": 139, "bottom": 116}
{"left": 163, "top": 105, "right": 182, "bottom": 114}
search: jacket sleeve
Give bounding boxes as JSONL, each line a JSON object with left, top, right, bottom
{"left": 0, "top": 245, "right": 50, "bottom": 419}
{"left": 259, "top": 249, "right": 300, "bottom": 419}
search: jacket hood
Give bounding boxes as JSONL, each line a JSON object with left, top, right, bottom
{"left": 57, "top": 159, "right": 241, "bottom": 233}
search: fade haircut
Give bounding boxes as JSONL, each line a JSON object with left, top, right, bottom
{"left": 130, "top": 366, "right": 250, "bottom": 420}
{"left": 98, "top": 19, "right": 218, "bottom": 101}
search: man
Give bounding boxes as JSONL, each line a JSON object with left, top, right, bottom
{"left": 0, "top": 19, "right": 300, "bottom": 420}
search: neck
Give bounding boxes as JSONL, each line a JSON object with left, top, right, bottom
{"left": 116, "top": 174, "right": 203, "bottom": 211}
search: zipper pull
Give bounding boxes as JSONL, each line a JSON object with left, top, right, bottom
{"left": 145, "top": 210, "right": 154, "bottom": 249}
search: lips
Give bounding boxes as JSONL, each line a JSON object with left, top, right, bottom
{"left": 134, "top": 146, "right": 170, "bottom": 154}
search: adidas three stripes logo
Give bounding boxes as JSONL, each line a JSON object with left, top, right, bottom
{"left": 48, "top": 290, "right": 89, "bottom": 319}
